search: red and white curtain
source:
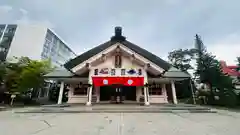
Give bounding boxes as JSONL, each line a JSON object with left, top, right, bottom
{"left": 92, "top": 77, "right": 144, "bottom": 86}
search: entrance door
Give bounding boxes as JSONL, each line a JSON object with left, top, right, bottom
{"left": 122, "top": 86, "right": 136, "bottom": 101}
{"left": 100, "top": 86, "right": 112, "bottom": 101}
{"left": 99, "top": 86, "right": 136, "bottom": 102}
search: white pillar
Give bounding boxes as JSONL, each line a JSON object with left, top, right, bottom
{"left": 57, "top": 82, "right": 64, "bottom": 104}
{"left": 171, "top": 81, "right": 178, "bottom": 104}
{"left": 144, "top": 87, "right": 150, "bottom": 105}
{"left": 86, "top": 86, "right": 92, "bottom": 106}
{"left": 96, "top": 87, "right": 100, "bottom": 103}
{"left": 162, "top": 84, "right": 168, "bottom": 103}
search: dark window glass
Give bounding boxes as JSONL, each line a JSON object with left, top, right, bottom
{"left": 149, "top": 84, "right": 162, "bottom": 95}
{"left": 74, "top": 84, "right": 88, "bottom": 95}
{"left": 94, "top": 69, "right": 98, "bottom": 75}
{"left": 138, "top": 69, "right": 142, "bottom": 75}
{"left": 121, "top": 69, "right": 125, "bottom": 75}
{"left": 111, "top": 69, "right": 116, "bottom": 75}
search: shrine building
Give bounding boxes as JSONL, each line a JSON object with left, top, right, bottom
{"left": 45, "top": 27, "right": 190, "bottom": 105}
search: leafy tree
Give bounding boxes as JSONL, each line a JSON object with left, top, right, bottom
{"left": 4, "top": 57, "right": 52, "bottom": 93}
{"left": 168, "top": 49, "right": 196, "bottom": 71}
{"left": 0, "top": 62, "right": 6, "bottom": 84}
{"left": 168, "top": 49, "right": 197, "bottom": 101}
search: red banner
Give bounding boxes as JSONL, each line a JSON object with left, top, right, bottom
{"left": 92, "top": 77, "right": 144, "bottom": 86}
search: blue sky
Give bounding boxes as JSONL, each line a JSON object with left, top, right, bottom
{"left": 0, "top": 0, "right": 240, "bottom": 65}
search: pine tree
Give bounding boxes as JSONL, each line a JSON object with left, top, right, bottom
{"left": 194, "top": 35, "right": 237, "bottom": 106}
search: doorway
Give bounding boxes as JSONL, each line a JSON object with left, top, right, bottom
{"left": 122, "top": 86, "right": 136, "bottom": 101}
{"left": 100, "top": 86, "right": 112, "bottom": 101}
{"left": 99, "top": 86, "right": 136, "bottom": 102}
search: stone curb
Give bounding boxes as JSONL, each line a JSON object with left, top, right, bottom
{"left": 15, "top": 110, "right": 217, "bottom": 113}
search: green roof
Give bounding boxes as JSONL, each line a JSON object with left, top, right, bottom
{"left": 163, "top": 67, "right": 191, "bottom": 78}
{"left": 44, "top": 68, "right": 74, "bottom": 78}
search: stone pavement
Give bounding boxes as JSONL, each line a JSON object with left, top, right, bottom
{"left": 0, "top": 107, "right": 240, "bottom": 135}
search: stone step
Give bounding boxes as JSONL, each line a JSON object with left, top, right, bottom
{"left": 92, "top": 107, "right": 211, "bottom": 111}
{"left": 15, "top": 109, "right": 217, "bottom": 113}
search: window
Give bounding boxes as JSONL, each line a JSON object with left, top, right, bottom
{"left": 0, "top": 47, "right": 6, "bottom": 52}
{"left": 121, "top": 69, "right": 125, "bottom": 75}
{"left": 0, "top": 27, "right": 4, "bottom": 33}
{"left": 111, "top": 69, "right": 116, "bottom": 75}
{"left": 46, "top": 32, "right": 53, "bottom": 41}
{"left": 73, "top": 84, "right": 89, "bottom": 95}
{"left": 94, "top": 69, "right": 98, "bottom": 75}
{"left": 138, "top": 69, "right": 142, "bottom": 75}
{"left": 149, "top": 84, "right": 162, "bottom": 95}
{"left": 5, "top": 27, "right": 16, "bottom": 34}
{"left": 74, "top": 87, "right": 88, "bottom": 95}
{"left": 52, "top": 37, "right": 58, "bottom": 45}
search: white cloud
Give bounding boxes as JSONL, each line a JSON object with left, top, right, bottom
{"left": 208, "top": 34, "right": 240, "bottom": 65}
{"left": 208, "top": 43, "right": 240, "bottom": 65}
{"left": 19, "top": 8, "right": 28, "bottom": 15}
{"left": 16, "top": 17, "right": 54, "bottom": 28}
{"left": 0, "top": 5, "right": 12, "bottom": 14}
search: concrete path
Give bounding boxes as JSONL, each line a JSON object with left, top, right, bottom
{"left": 0, "top": 107, "right": 240, "bottom": 135}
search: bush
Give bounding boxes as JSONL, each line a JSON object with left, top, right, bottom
{"left": 207, "top": 89, "right": 238, "bottom": 107}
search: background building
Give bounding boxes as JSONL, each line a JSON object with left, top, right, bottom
{"left": 0, "top": 24, "right": 76, "bottom": 67}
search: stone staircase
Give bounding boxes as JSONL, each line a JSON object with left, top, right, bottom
{"left": 15, "top": 104, "right": 217, "bottom": 113}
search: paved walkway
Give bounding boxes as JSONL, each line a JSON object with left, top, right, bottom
{"left": 0, "top": 107, "right": 240, "bottom": 135}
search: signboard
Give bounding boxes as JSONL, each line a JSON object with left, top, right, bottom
{"left": 95, "top": 68, "right": 143, "bottom": 76}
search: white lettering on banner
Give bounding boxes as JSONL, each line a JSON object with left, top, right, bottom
{"left": 99, "top": 68, "right": 109, "bottom": 74}
{"left": 95, "top": 68, "right": 143, "bottom": 76}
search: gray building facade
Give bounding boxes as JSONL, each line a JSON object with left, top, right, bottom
{"left": 0, "top": 24, "right": 76, "bottom": 67}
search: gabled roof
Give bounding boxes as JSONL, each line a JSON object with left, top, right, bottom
{"left": 163, "top": 67, "right": 191, "bottom": 78}
{"left": 44, "top": 68, "right": 74, "bottom": 78}
{"left": 220, "top": 60, "right": 240, "bottom": 77}
{"left": 44, "top": 68, "right": 89, "bottom": 78}
{"left": 64, "top": 27, "right": 171, "bottom": 70}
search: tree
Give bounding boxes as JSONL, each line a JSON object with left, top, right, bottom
{"left": 194, "top": 35, "right": 237, "bottom": 106}
{"left": 4, "top": 57, "right": 52, "bottom": 93}
{"left": 0, "top": 62, "right": 6, "bottom": 84}
{"left": 168, "top": 49, "right": 195, "bottom": 71}
{"left": 168, "top": 49, "right": 197, "bottom": 101}
{"left": 1, "top": 57, "right": 53, "bottom": 105}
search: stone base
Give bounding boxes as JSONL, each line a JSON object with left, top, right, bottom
{"left": 145, "top": 102, "right": 150, "bottom": 106}
{"left": 86, "top": 102, "right": 92, "bottom": 106}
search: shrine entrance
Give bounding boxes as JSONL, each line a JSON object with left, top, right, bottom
{"left": 99, "top": 85, "right": 136, "bottom": 103}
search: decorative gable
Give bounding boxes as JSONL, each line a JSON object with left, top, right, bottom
{"left": 64, "top": 27, "right": 171, "bottom": 75}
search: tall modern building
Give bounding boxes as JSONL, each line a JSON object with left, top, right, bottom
{"left": 0, "top": 24, "right": 76, "bottom": 67}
